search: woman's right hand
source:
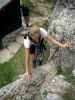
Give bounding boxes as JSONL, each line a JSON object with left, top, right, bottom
{"left": 62, "top": 42, "right": 71, "bottom": 48}
{"left": 20, "top": 72, "right": 32, "bottom": 80}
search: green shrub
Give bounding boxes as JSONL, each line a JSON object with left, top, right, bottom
{"left": 0, "top": 48, "right": 24, "bottom": 88}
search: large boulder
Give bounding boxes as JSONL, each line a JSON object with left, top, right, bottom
{"left": 48, "top": 0, "right": 75, "bottom": 73}
{"left": 40, "top": 75, "right": 71, "bottom": 100}
{"left": 0, "top": 63, "right": 57, "bottom": 100}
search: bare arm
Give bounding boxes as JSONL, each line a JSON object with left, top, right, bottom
{"left": 47, "top": 35, "right": 69, "bottom": 48}
{"left": 24, "top": 48, "right": 32, "bottom": 75}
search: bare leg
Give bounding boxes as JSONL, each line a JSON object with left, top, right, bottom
{"left": 32, "top": 53, "right": 37, "bottom": 68}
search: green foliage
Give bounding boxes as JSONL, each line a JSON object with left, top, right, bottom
{"left": 56, "top": 65, "right": 75, "bottom": 86}
{"left": 42, "top": 90, "right": 48, "bottom": 97}
{"left": 20, "top": 0, "right": 31, "bottom": 6}
{"left": 63, "top": 88, "right": 75, "bottom": 100}
{"left": 46, "top": 0, "right": 52, "bottom": 2}
{"left": 56, "top": 66, "right": 63, "bottom": 74}
{"left": 63, "top": 72, "right": 75, "bottom": 85}
{"left": 0, "top": 48, "right": 24, "bottom": 88}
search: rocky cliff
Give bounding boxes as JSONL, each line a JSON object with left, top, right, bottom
{"left": 48, "top": 0, "right": 75, "bottom": 74}
{"left": 0, "top": 63, "right": 74, "bottom": 100}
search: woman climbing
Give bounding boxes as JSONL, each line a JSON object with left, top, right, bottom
{"left": 23, "top": 25, "right": 70, "bottom": 80}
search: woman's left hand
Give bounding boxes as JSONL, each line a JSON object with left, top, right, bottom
{"left": 62, "top": 42, "right": 71, "bottom": 48}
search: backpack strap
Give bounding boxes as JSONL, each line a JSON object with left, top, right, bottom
{"left": 24, "top": 32, "right": 39, "bottom": 44}
{"left": 24, "top": 32, "right": 46, "bottom": 50}
{"left": 24, "top": 34, "right": 28, "bottom": 39}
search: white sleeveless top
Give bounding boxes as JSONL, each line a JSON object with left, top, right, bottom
{"left": 24, "top": 28, "right": 48, "bottom": 48}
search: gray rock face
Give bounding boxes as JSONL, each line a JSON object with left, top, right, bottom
{"left": 0, "top": 63, "right": 54, "bottom": 100}
{"left": 40, "top": 75, "right": 71, "bottom": 100}
{"left": 0, "top": 63, "right": 72, "bottom": 100}
{"left": 0, "top": 69, "right": 44, "bottom": 100}
{"left": 45, "top": 93, "right": 63, "bottom": 100}
{"left": 48, "top": 0, "right": 75, "bottom": 73}
{"left": 50, "top": 0, "right": 75, "bottom": 9}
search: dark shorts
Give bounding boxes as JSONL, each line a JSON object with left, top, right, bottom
{"left": 30, "top": 44, "right": 42, "bottom": 55}
{"left": 30, "top": 45, "right": 36, "bottom": 54}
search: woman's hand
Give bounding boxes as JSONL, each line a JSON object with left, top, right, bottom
{"left": 25, "top": 72, "right": 32, "bottom": 80}
{"left": 27, "top": 73, "right": 32, "bottom": 80}
{"left": 19, "top": 72, "right": 32, "bottom": 80}
{"left": 47, "top": 36, "right": 71, "bottom": 48}
{"left": 61, "top": 42, "right": 71, "bottom": 48}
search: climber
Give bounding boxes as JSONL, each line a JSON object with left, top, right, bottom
{"left": 23, "top": 25, "right": 70, "bottom": 80}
